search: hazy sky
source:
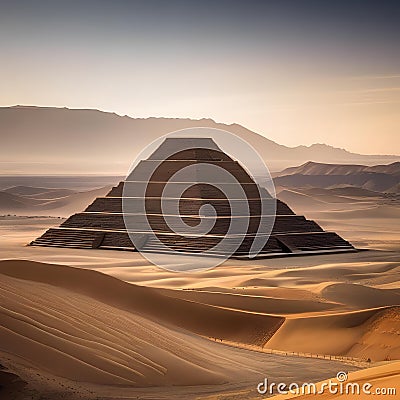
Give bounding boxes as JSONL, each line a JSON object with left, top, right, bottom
{"left": 1, "top": 0, "right": 399, "bottom": 154}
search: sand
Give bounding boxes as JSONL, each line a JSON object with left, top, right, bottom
{"left": 0, "top": 186, "right": 398, "bottom": 398}
{"left": 0, "top": 259, "right": 357, "bottom": 399}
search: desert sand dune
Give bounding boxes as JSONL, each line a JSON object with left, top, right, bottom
{"left": 276, "top": 189, "right": 327, "bottom": 211}
{"left": 21, "top": 189, "right": 78, "bottom": 200}
{"left": 277, "top": 188, "right": 392, "bottom": 214}
{"left": 266, "top": 307, "right": 400, "bottom": 361}
{"left": 0, "top": 186, "right": 111, "bottom": 216}
{"left": 294, "top": 187, "right": 379, "bottom": 204}
{"left": 4, "top": 186, "right": 77, "bottom": 198}
{"left": 321, "top": 283, "right": 400, "bottom": 308}
{"left": 0, "top": 191, "right": 43, "bottom": 210}
{"left": 0, "top": 271, "right": 228, "bottom": 386}
{"left": 157, "top": 287, "right": 340, "bottom": 315}
{"left": 34, "top": 186, "right": 112, "bottom": 216}
{"left": 1, "top": 256, "right": 398, "bottom": 367}
{"left": 0, "top": 260, "right": 355, "bottom": 399}
{"left": 307, "top": 186, "right": 383, "bottom": 198}
{"left": 0, "top": 260, "right": 284, "bottom": 346}
{"left": 324, "top": 204, "right": 400, "bottom": 219}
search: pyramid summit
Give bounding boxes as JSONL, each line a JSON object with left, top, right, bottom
{"left": 31, "top": 137, "right": 354, "bottom": 258}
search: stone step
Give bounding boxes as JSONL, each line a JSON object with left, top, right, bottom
{"left": 86, "top": 197, "right": 294, "bottom": 216}
{"left": 31, "top": 242, "right": 94, "bottom": 249}
{"left": 31, "top": 228, "right": 105, "bottom": 249}
{"left": 61, "top": 213, "right": 322, "bottom": 235}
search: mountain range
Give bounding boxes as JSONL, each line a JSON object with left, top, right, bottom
{"left": 1, "top": 158, "right": 398, "bottom": 217}
{"left": 1, "top": 105, "right": 398, "bottom": 174}
{"left": 274, "top": 161, "right": 400, "bottom": 193}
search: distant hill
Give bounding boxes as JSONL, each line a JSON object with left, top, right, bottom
{"left": 1, "top": 106, "right": 398, "bottom": 174}
{"left": 0, "top": 186, "right": 112, "bottom": 216}
{"left": 274, "top": 161, "right": 400, "bottom": 193}
{"left": 3, "top": 185, "right": 77, "bottom": 198}
{"left": 0, "top": 191, "right": 41, "bottom": 210}
{"left": 303, "top": 186, "right": 383, "bottom": 198}
{"left": 276, "top": 161, "right": 400, "bottom": 177}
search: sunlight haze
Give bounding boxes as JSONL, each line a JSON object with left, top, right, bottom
{"left": 1, "top": 0, "right": 399, "bottom": 154}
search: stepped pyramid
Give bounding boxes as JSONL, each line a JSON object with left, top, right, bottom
{"left": 31, "top": 138, "right": 354, "bottom": 258}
